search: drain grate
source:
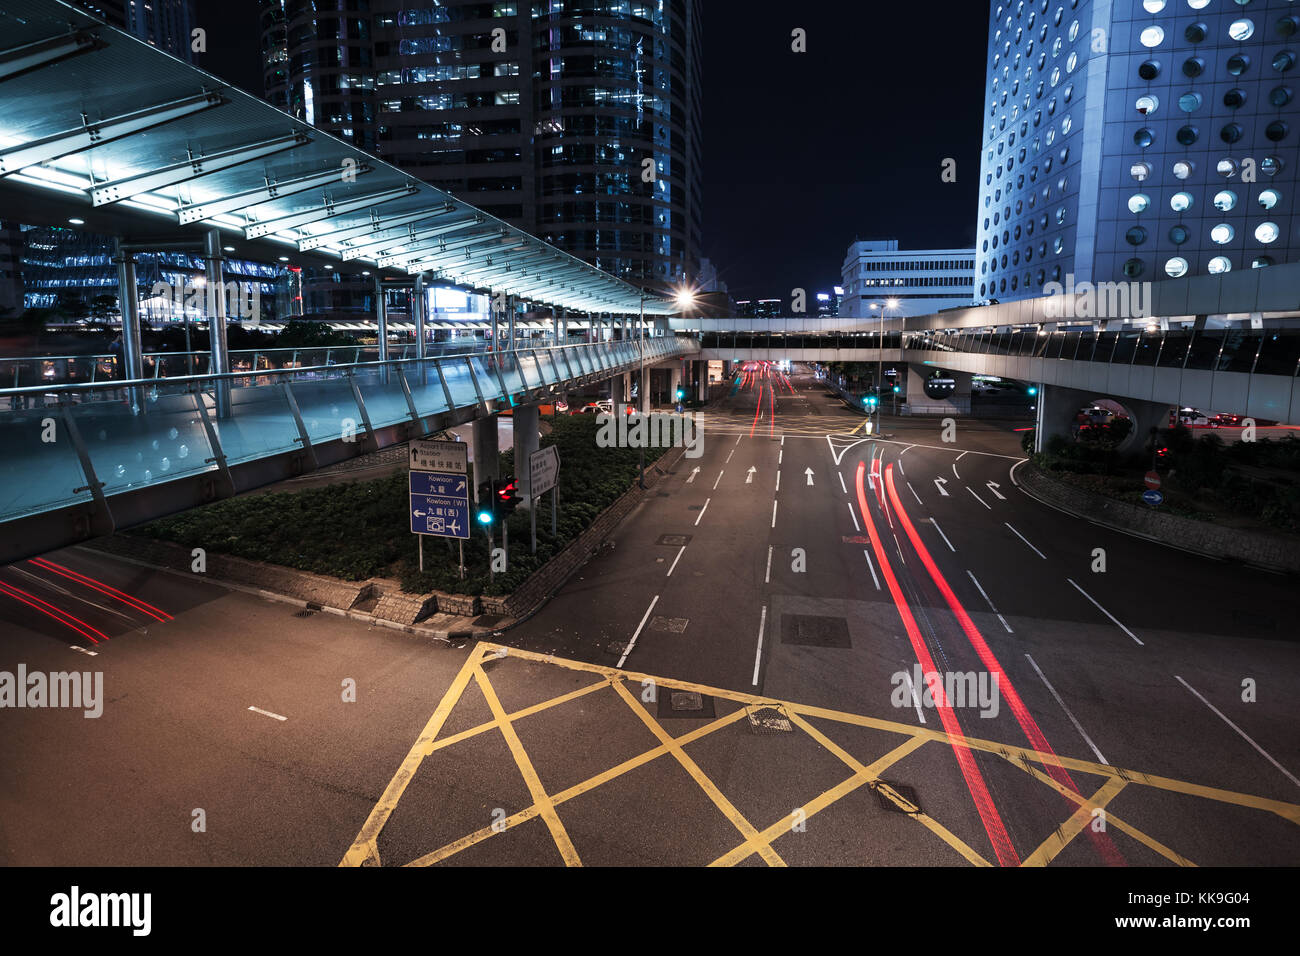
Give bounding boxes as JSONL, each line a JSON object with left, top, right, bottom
{"left": 656, "top": 534, "right": 692, "bottom": 547}
{"left": 657, "top": 689, "right": 716, "bottom": 718}
{"left": 293, "top": 609, "right": 316, "bottom": 618}
{"left": 649, "top": 616, "right": 689, "bottom": 633}
{"left": 781, "top": 614, "right": 852, "bottom": 648}
{"left": 875, "top": 781, "right": 921, "bottom": 814}
{"left": 746, "top": 705, "right": 794, "bottom": 735}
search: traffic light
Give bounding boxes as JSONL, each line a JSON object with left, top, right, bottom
{"left": 862, "top": 389, "right": 879, "bottom": 409}
{"left": 476, "top": 480, "right": 495, "bottom": 525}
{"left": 675, "top": 386, "right": 685, "bottom": 401}
{"left": 1027, "top": 385, "right": 1039, "bottom": 396}
{"left": 493, "top": 476, "right": 522, "bottom": 517}
{"left": 893, "top": 385, "right": 901, "bottom": 394}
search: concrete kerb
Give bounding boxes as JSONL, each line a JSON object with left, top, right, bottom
{"left": 1012, "top": 459, "right": 1300, "bottom": 575}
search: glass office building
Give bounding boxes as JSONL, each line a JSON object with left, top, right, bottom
{"left": 259, "top": 0, "right": 703, "bottom": 305}
{"left": 841, "top": 240, "right": 978, "bottom": 318}
{"left": 976, "top": 0, "right": 1299, "bottom": 303}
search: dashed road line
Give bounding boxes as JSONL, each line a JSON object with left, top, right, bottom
{"left": 838, "top": 471, "right": 848, "bottom": 494}
{"left": 617, "top": 594, "right": 661, "bottom": 668}
{"left": 713, "top": 469, "right": 724, "bottom": 490}
{"left": 847, "top": 501, "right": 861, "bottom": 532}
{"left": 861, "top": 549, "right": 881, "bottom": 591}
{"left": 751, "top": 605, "right": 768, "bottom": 686}
{"left": 695, "top": 498, "right": 711, "bottom": 526}
{"left": 966, "top": 570, "right": 1013, "bottom": 633}
{"left": 248, "top": 706, "right": 287, "bottom": 721}
{"left": 906, "top": 481, "right": 923, "bottom": 506}
{"left": 929, "top": 517, "right": 956, "bottom": 552}
{"left": 1026, "top": 654, "right": 1108, "bottom": 765}
{"left": 966, "top": 486, "right": 991, "bottom": 510}
{"left": 765, "top": 545, "right": 773, "bottom": 584}
{"left": 1176, "top": 676, "right": 1300, "bottom": 790}
{"left": 771, "top": 500, "right": 778, "bottom": 528}
{"left": 666, "top": 546, "right": 686, "bottom": 577}
{"left": 1067, "top": 578, "right": 1144, "bottom": 646}
{"left": 1005, "top": 522, "right": 1047, "bottom": 559}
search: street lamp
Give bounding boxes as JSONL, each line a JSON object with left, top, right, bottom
{"left": 886, "top": 298, "right": 901, "bottom": 416}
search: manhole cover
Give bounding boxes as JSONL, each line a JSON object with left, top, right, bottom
{"left": 656, "top": 534, "right": 692, "bottom": 547}
{"left": 473, "top": 614, "right": 505, "bottom": 627}
{"left": 781, "top": 614, "right": 852, "bottom": 648}
{"left": 293, "top": 609, "right": 316, "bottom": 618}
{"left": 876, "top": 781, "right": 921, "bottom": 814}
{"left": 649, "top": 616, "right": 689, "bottom": 633}
{"left": 656, "top": 689, "right": 715, "bottom": 718}
{"left": 746, "top": 705, "right": 794, "bottom": 735}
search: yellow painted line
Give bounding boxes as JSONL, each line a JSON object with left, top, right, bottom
{"left": 407, "top": 806, "right": 544, "bottom": 867}
{"left": 339, "top": 647, "right": 481, "bottom": 867}
{"left": 424, "top": 675, "right": 614, "bottom": 756}
{"left": 473, "top": 665, "right": 583, "bottom": 866}
{"left": 1021, "top": 776, "right": 1128, "bottom": 867}
{"left": 786, "top": 714, "right": 990, "bottom": 867}
{"left": 611, "top": 680, "right": 786, "bottom": 867}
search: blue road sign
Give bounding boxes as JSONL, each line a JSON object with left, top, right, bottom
{"left": 1142, "top": 489, "right": 1164, "bottom": 507}
{"left": 409, "top": 470, "right": 470, "bottom": 539}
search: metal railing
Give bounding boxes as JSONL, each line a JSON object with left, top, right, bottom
{"left": 0, "top": 337, "right": 698, "bottom": 529}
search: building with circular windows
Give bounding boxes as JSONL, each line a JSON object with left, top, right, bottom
{"left": 977, "top": 0, "right": 1299, "bottom": 301}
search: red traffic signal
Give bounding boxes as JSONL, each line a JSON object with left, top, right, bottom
{"left": 493, "top": 476, "right": 522, "bottom": 516}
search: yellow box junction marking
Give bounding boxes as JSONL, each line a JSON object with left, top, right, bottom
{"left": 340, "top": 642, "right": 1300, "bottom": 867}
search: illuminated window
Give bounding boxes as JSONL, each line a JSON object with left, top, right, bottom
{"left": 1213, "top": 190, "right": 1237, "bottom": 212}
{"left": 1207, "top": 256, "right": 1232, "bottom": 275}
{"left": 1128, "top": 193, "right": 1151, "bottom": 213}
{"left": 1171, "top": 192, "right": 1193, "bottom": 212}
{"left": 1210, "top": 223, "right": 1235, "bottom": 245}
{"left": 1255, "top": 222, "right": 1280, "bottom": 244}
{"left": 1165, "top": 257, "right": 1189, "bottom": 278}
{"left": 1140, "top": 26, "right": 1165, "bottom": 48}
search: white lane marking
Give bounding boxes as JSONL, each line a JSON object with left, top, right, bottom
{"left": 1176, "top": 676, "right": 1300, "bottom": 790}
{"left": 775, "top": 470, "right": 781, "bottom": 491}
{"left": 1067, "top": 578, "right": 1144, "bottom": 645}
{"left": 838, "top": 471, "right": 848, "bottom": 494}
{"left": 666, "top": 546, "right": 686, "bottom": 577}
{"left": 929, "top": 517, "right": 956, "bottom": 552}
{"left": 966, "top": 486, "right": 991, "bottom": 509}
{"left": 778, "top": 449, "right": 783, "bottom": 465}
{"left": 751, "top": 605, "right": 768, "bottom": 686}
{"left": 725, "top": 449, "right": 735, "bottom": 463}
{"left": 69, "top": 645, "right": 98, "bottom": 657}
{"left": 956, "top": 451, "right": 970, "bottom": 462}
{"left": 1026, "top": 654, "right": 1108, "bottom": 765}
{"left": 985, "top": 481, "right": 1007, "bottom": 500}
{"left": 713, "top": 469, "right": 724, "bottom": 490}
{"left": 902, "top": 666, "right": 926, "bottom": 724}
{"left": 1005, "top": 522, "right": 1047, "bottom": 559}
{"left": 771, "top": 500, "right": 778, "bottom": 528}
{"left": 847, "top": 501, "right": 861, "bottom": 532}
{"left": 694, "top": 498, "right": 711, "bottom": 526}
{"left": 898, "top": 444, "right": 917, "bottom": 459}
{"left": 781, "top": 435, "right": 785, "bottom": 446}
{"left": 952, "top": 462, "right": 961, "bottom": 480}
{"left": 248, "top": 706, "right": 287, "bottom": 722}
{"left": 861, "top": 549, "right": 881, "bottom": 591}
{"left": 617, "top": 595, "right": 661, "bottom": 668}
{"left": 764, "top": 545, "right": 773, "bottom": 584}
{"left": 734, "top": 435, "right": 741, "bottom": 445}
{"left": 906, "top": 481, "right": 923, "bottom": 506}
{"left": 966, "top": 570, "right": 1013, "bottom": 633}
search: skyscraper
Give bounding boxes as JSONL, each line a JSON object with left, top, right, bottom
{"left": 259, "top": 0, "right": 702, "bottom": 305}
{"left": 76, "top": 0, "right": 197, "bottom": 62}
{"left": 976, "top": 0, "right": 1298, "bottom": 304}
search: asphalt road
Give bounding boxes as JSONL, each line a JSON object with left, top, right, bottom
{"left": 1, "top": 363, "right": 1297, "bottom": 866}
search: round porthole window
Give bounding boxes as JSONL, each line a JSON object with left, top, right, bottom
{"left": 1227, "top": 54, "right": 1251, "bottom": 75}
{"left": 1123, "top": 259, "right": 1145, "bottom": 278}
{"left": 1255, "top": 222, "right": 1280, "bottom": 244}
{"left": 1228, "top": 20, "right": 1255, "bottom": 42}
{"left": 1125, "top": 227, "right": 1148, "bottom": 246}
{"left": 1136, "top": 94, "right": 1159, "bottom": 114}
{"left": 1253, "top": 256, "right": 1275, "bottom": 269}
{"left": 1183, "top": 57, "right": 1205, "bottom": 78}
{"left": 1173, "top": 160, "right": 1194, "bottom": 180}
{"left": 1217, "top": 158, "right": 1239, "bottom": 178}
{"left": 1221, "top": 123, "right": 1244, "bottom": 144}
{"left": 1170, "top": 192, "right": 1193, "bottom": 212}
{"left": 1140, "top": 26, "right": 1165, "bottom": 48}
{"left": 1165, "top": 257, "right": 1189, "bottom": 278}
{"left": 1178, "top": 91, "right": 1203, "bottom": 112}
{"left": 1266, "top": 121, "right": 1290, "bottom": 142}
{"left": 1207, "top": 256, "right": 1232, "bottom": 275}
{"left": 1213, "top": 190, "right": 1237, "bottom": 211}
{"left": 1271, "top": 86, "right": 1294, "bottom": 107}
{"left": 1211, "top": 223, "right": 1235, "bottom": 245}
{"left": 1177, "top": 125, "right": 1199, "bottom": 145}
{"left": 1134, "top": 128, "right": 1154, "bottom": 148}
{"left": 1169, "top": 225, "right": 1190, "bottom": 245}
{"left": 1261, "top": 156, "right": 1284, "bottom": 176}
{"left": 1259, "top": 189, "right": 1281, "bottom": 210}
{"left": 1128, "top": 194, "right": 1151, "bottom": 214}
{"left": 1130, "top": 162, "right": 1151, "bottom": 181}
{"left": 1224, "top": 88, "right": 1247, "bottom": 109}
{"left": 1138, "top": 60, "right": 1161, "bottom": 80}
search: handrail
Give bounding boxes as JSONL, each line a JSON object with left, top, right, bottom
{"left": 0, "top": 338, "right": 696, "bottom": 400}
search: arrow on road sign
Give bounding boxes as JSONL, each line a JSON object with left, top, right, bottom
{"left": 986, "top": 481, "right": 1006, "bottom": 500}
{"left": 934, "top": 476, "right": 950, "bottom": 497}
{"left": 746, "top": 466, "right": 757, "bottom": 484}
{"left": 805, "top": 467, "right": 815, "bottom": 486}
{"left": 686, "top": 467, "right": 700, "bottom": 483}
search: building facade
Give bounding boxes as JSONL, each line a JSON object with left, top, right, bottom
{"left": 976, "top": 0, "right": 1299, "bottom": 305}
{"left": 841, "top": 240, "right": 977, "bottom": 318}
{"left": 77, "top": 0, "right": 197, "bottom": 62}
{"left": 258, "top": 0, "right": 703, "bottom": 313}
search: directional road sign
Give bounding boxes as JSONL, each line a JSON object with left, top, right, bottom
{"left": 410, "top": 438, "right": 468, "bottom": 474}
{"left": 1141, "top": 489, "right": 1164, "bottom": 507}
{"left": 529, "top": 445, "right": 561, "bottom": 498}
{"left": 409, "top": 471, "right": 471, "bottom": 539}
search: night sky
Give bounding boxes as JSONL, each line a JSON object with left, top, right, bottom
{"left": 194, "top": 0, "right": 989, "bottom": 302}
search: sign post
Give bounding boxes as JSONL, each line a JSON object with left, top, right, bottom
{"left": 528, "top": 445, "right": 561, "bottom": 554}
{"left": 408, "top": 438, "right": 470, "bottom": 576}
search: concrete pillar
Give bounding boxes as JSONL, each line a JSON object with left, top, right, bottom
{"left": 472, "top": 414, "right": 500, "bottom": 489}
{"left": 554, "top": 308, "right": 563, "bottom": 346}
{"left": 905, "top": 363, "right": 971, "bottom": 416}
{"left": 203, "top": 229, "right": 231, "bottom": 418}
{"left": 669, "top": 363, "right": 683, "bottom": 407}
{"left": 513, "top": 403, "right": 540, "bottom": 507}
{"left": 693, "top": 360, "right": 707, "bottom": 401}
{"left": 1036, "top": 386, "right": 1170, "bottom": 456}
{"left": 610, "top": 372, "right": 627, "bottom": 405}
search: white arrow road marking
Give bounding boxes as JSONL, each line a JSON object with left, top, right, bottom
{"left": 933, "top": 476, "right": 950, "bottom": 496}
{"left": 966, "top": 487, "right": 991, "bottom": 509}
{"left": 69, "top": 645, "right": 97, "bottom": 657}
{"left": 1005, "top": 522, "right": 1046, "bottom": 559}
{"left": 686, "top": 467, "right": 700, "bottom": 483}
{"left": 986, "top": 481, "right": 1006, "bottom": 500}
{"left": 248, "top": 706, "right": 287, "bottom": 721}
{"left": 966, "top": 570, "right": 1013, "bottom": 633}
{"left": 1067, "top": 578, "right": 1143, "bottom": 645}
{"left": 746, "top": 466, "right": 757, "bottom": 484}
{"left": 1175, "top": 676, "right": 1300, "bottom": 790}
{"left": 1026, "top": 654, "right": 1108, "bottom": 766}
{"left": 805, "top": 467, "right": 815, "bottom": 486}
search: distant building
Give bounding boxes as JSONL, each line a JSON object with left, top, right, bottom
{"left": 76, "top": 0, "right": 197, "bottom": 62}
{"left": 735, "top": 298, "right": 783, "bottom": 318}
{"left": 840, "top": 239, "right": 976, "bottom": 318}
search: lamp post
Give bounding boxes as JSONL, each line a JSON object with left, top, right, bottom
{"left": 886, "top": 297, "right": 901, "bottom": 417}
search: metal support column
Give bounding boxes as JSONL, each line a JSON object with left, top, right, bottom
{"left": 202, "top": 228, "right": 231, "bottom": 418}
{"left": 412, "top": 272, "right": 427, "bottom": 385}
{"left": 112, "top": 238, "right": 144, "bottom": 413}
{"left": 374, "top": 276, "right": 389, "bottom": 384}
{"left": 506, "top": 294, "right": 516, "bottom": 351}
